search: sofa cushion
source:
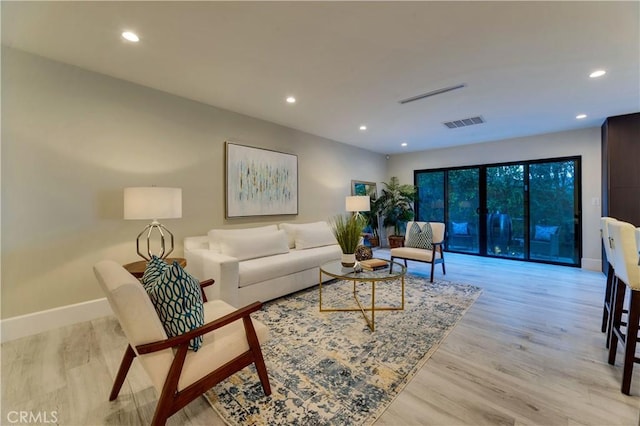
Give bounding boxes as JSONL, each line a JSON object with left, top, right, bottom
{"left": 238, "top": 244, "right": 341, "bottom": 288}
{"left": 218, "top": 229, "right": 289, "bottom": 261}
{"left": 391, "top": 246, "right": 441, "bottom": 262}
{"left": 177, "top": 300, "right": 269, "bottom": 391}
{"left": 279, "top": 221, "right": 329, "bottom": 249}
{"left": 452, "top": 221, "right": 469, "bottom": 235}
{"left": 144, "top": 260, "right": 205, "bottom": 351}
{"left": 208, "top": 225, "right": 278, "bottom": 252}
{"left": 295, "top": 225, "right": 337, "bottom": 249}
{"left": 534, "top": 225, "right": 558, "bottom": 241}
{"left": 94, "top": 260, "right": 168, "bottom": 350}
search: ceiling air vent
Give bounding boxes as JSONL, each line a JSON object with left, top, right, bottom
{"left": 443, "top": 116, "right": 485, "bottom": 129}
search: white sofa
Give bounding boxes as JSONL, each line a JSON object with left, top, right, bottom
{"left": 184, "top": 222, "right": 342, "bottom": 307}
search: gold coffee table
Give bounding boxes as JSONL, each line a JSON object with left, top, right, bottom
{"left": 319, "top": 259, "right": 406, "bottom": 331}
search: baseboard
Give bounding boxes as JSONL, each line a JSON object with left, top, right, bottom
{"left": 582, "top": 257, "right": 602, "bottom": 272}
{"left": 1, "top": 298, "right": 113, "bottom": 343}
{"left": 0, "top": 256, "right": 603, "bottom": 342}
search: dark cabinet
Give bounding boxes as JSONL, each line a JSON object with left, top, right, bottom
{"left": 601, "top": 112, "right": 640, "bottom": 270}
{"left": 602, "top": 112, "right": 640, "bottom": 223}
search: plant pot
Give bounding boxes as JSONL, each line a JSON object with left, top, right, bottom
{"left": 341, "top": 253, "right": 356, "bottom": 267}
{"left": 369, "top": 236, "right": 380, "bottom": 247}
{"left": 388, "top": 235, "right": 405, "bottom": 249}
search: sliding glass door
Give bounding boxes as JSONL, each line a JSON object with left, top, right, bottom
{"left": 529, "top": 160, "right": 580, "bottom": 264}
{"left": 447, "top": 168, "right": 479, "bottom": 254}
{"left": 414, "top": 157, "right": 580, "bottom": 266}
{"left": 415, "top": 171, "right": 445, "bottom": 223}
{"left": 486, "top": 165, "right": 525, "bottom": 259}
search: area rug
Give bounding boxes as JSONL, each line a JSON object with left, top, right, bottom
{"left": 204, "top": 275, "right": 482, "bottom": 426}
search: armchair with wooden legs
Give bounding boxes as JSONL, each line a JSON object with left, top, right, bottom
{"left": 390, "top": 221, "right": 446, "bottom": 282}
{"left": 93, "top": 260, "right": 271, "bottom": 425}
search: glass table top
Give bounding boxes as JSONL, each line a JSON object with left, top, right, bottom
{"left": 320, "top": 259, "right": 406, "bottom": 281}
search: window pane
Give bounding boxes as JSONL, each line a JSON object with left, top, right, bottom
{"left": 447, "top": 169, "right": 479, "bottom": 253}
{"left": 529, "top": 160, "right": 578, "bottom": 264}
{"left": 486, "top": 165, "right": 525, "bottom": 258}
{"left": 415, "top": 171, "right": 444, "bottom": 222}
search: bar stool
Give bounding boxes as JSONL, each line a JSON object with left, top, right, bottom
{"left": 601, "top": 217, "right": 617, "bottom": 347}
{"left": 607, "top": 220, "right": 640, "bottom": 395}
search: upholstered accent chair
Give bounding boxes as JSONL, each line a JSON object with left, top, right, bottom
{"left": 390, "top": 221, "right": 446, "bottom": 282}
{"left": 448, "top": 221, "right": 476, "bottom": 251}
{"left": 530, "top": 224, "right": 561, "bottom": 258}
{"left": 93, "top": 260, "right": 271, "bottom": 425}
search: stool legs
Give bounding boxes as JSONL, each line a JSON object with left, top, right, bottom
{"left": 608, "top": 280, "right": 626, "bottom": 365}
{"left": 603, "top": 264, "right": 615, "bottom": 348}
{"left": 608, "top": 280, "right": 640, "bottom": 395}
{"left": 602, "top": 264, "right": 613, "bottom": 332}
{"left": 622, "top": 290, "right": 640, "bottom": 395}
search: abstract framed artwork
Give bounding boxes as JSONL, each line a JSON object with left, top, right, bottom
{"left": 225, "top": 142, "right": 298, "bottom": 218}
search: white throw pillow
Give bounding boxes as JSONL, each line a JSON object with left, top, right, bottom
{"left": 218, "top": 229, "right": 289, "bottom": 261}
{"left": 208, "top": 225, "right": 278, "bottom": 252}
{"left": 295, "top": 225, "right": 338, "bottom": 250}
{"left": 279, "top": 221, "right": 328, "bottom": 248}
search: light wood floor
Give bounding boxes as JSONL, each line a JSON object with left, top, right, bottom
{"left": 2, "top": 252, "right": 639, "bottom": 425}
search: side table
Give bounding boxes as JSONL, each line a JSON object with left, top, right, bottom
{"left": 123, "top": 257, "right": 187, "bottom": 278}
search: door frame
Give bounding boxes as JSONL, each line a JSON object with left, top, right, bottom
{"left": 414, "top": 155, "right": 582, "bottom": 267}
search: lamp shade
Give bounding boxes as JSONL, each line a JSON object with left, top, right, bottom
{"left": 124, "top": 187, "right": 182, "bottom": 220}
{"left": 345, "top": 195, "right": 370, "bottom": 213}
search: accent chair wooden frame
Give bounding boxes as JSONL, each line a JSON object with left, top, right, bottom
{"left": 390, "top": 221, "right": 446, "bottom": 282}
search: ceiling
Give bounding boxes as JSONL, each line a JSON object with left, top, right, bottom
{"left": 2, "top": 1, "right": 639, "bottom": 154}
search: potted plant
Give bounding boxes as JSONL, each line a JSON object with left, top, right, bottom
{"left": 330, "top": 214, "right": 366, "bottom": 267}
{"left": 373, "top": 176, "right": 417, "bottom": 248}
{"left": 364, "top": 206, "right": 380, "bottom": 247}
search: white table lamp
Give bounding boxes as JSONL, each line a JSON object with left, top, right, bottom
{"left": 124, "top": 187, "right": 182, "bottom": 260}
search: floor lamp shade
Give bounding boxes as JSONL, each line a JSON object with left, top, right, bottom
{"left": 124, "top": 187, "right": 182, "bottom": 260}
{"left": 345, "top": 195, "right": 371, "bottom": 213}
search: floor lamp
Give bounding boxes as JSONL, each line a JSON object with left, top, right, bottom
{"left": 124, "top": 187, "right": 182, "bottom": 260}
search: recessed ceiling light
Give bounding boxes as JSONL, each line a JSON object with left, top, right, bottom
{"left": 359, "top": 125, "right": 367, "bottom": 131}
{"left": 589, "top": 70, "right": 606, "bottom": 78}
{"left": 576, "top": 114, "right": 587, "bottom": 119}
{"left": 121, "top": 31, "right": 140, "bottom": 42}
{"left": 286, "top": 96, "right": 296, "bottom": 104}
{"left": 401, "top": 142, "right": 408, "bottom": 147}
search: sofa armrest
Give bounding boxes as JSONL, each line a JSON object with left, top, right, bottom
{"left": 184, "top": 249, "right": 240, "bottom": 306}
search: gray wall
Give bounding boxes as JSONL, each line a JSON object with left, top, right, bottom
{"left": 1, "top": 48, "right": 386, "bottom": 318}
{"left": 1, "top": 47, "right": 605, "bottom": 320}
{"left": 386, "top": 127, "right": 602, "bottom": 269}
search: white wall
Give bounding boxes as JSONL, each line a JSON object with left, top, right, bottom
{"left": 1, "top": 47, "right": 386, "bottom": 319}
{"left": 387, "top": 127, "right": 602, "bottom": 270}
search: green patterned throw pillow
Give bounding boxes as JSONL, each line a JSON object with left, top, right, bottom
{"left": 406, "top": 222, "right": 433, "bottom": 250}
{"left": 144, "top": 259, "right": 205, "bottom": 351}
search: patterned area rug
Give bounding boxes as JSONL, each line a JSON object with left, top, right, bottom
{"left": 204, "top": 274, "right": 482, "bottom": 425}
